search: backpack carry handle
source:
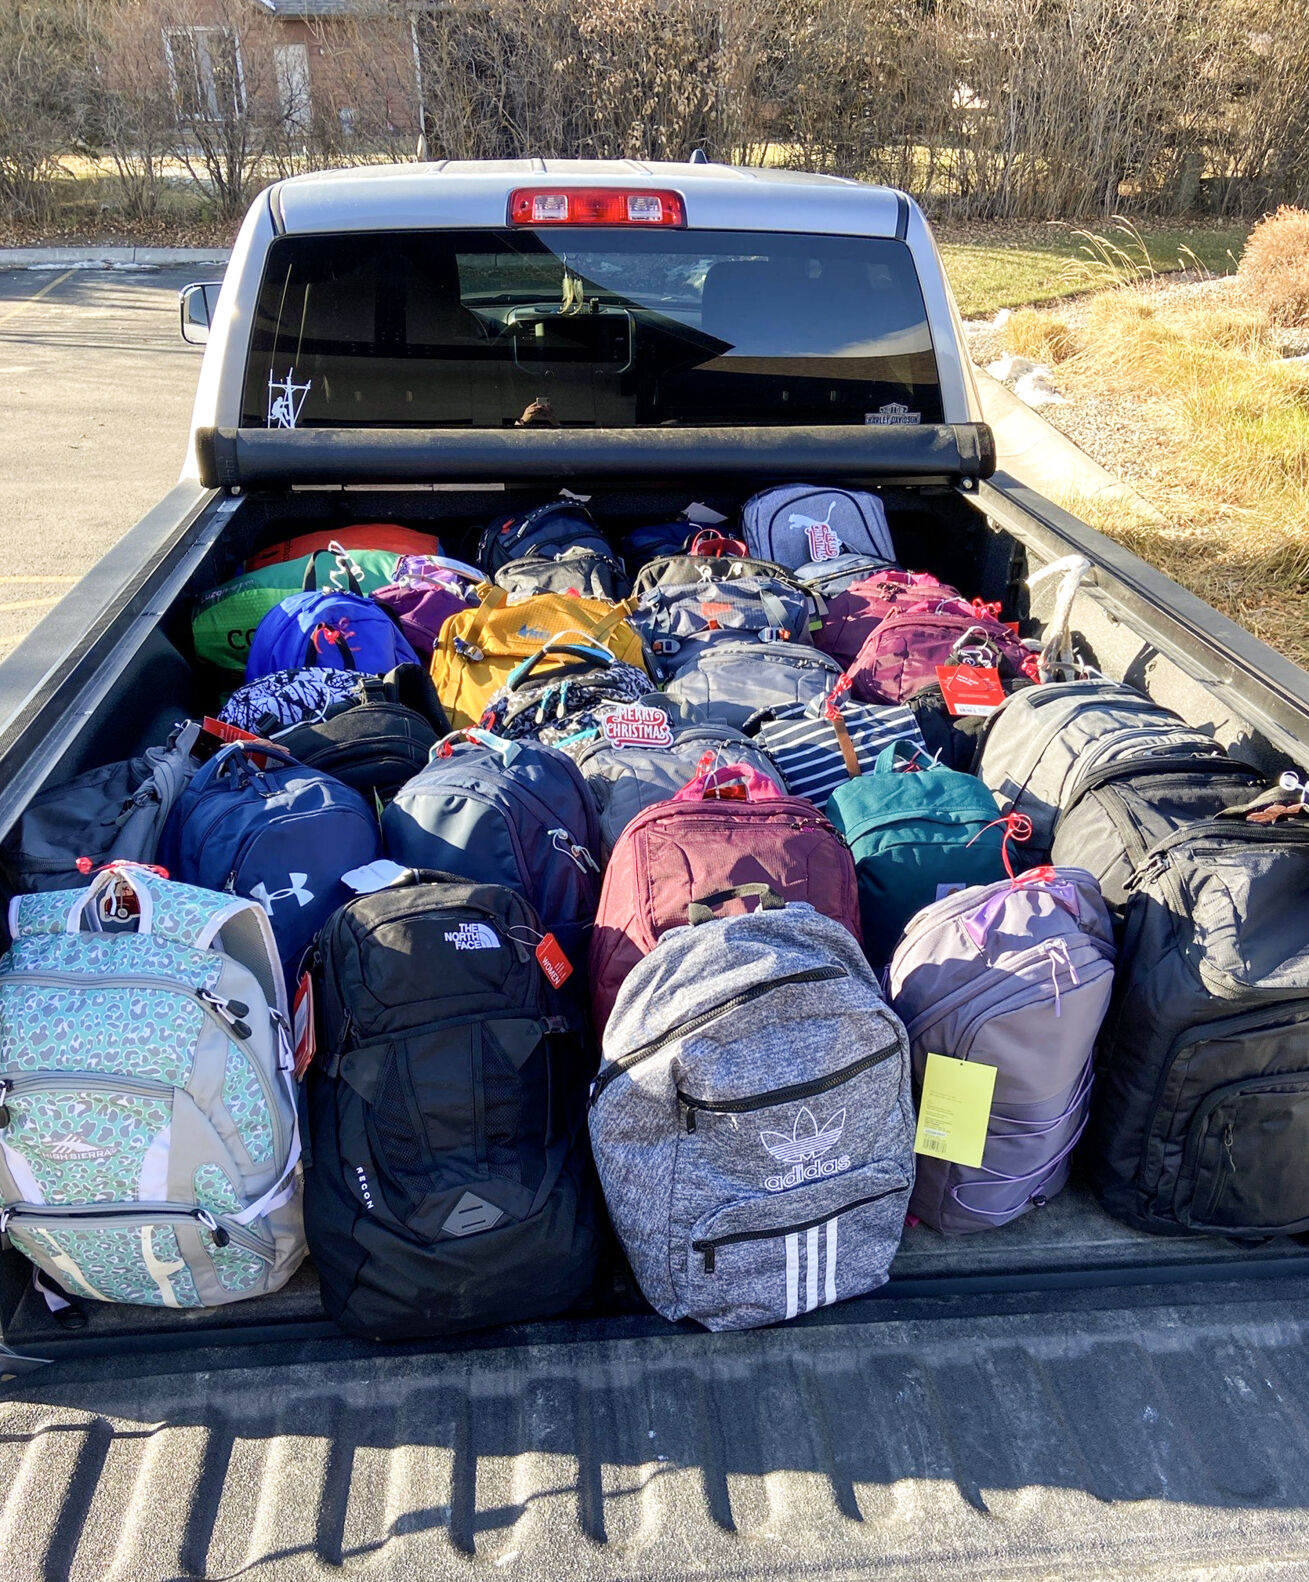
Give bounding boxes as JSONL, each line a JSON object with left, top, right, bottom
{"left": 303, "top": 623, "right": 360, "bottom": 671}
{"left": 687, "top": 528, "right": 748, "bottom": 559}
{"left": 687, "top": 883, "right": 786, "bottom": 926}
{"left": 301, "top": 544, "right": 364, "bottom": 598}
{"left": 506, "top": 640, "right": 616, "bottom": 691}
{"left": 212, "top": 739, "right": 302, "bottom": 785}
{"left": 430, "top": 727, "right": 520, "bottom": 764}
{"left": 675, "top": 756, "right": 782, "bottom": 804}
{"left": 874, "top": 738, "right": 933, "bottom": 775}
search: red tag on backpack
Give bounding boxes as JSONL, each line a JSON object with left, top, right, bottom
{"left": 936, "top": 664, "right": 1006, "bottom": 716}
{"left": 292, "top": 972, "right": 316, "bottom": 1078}
{"left": 535, "top": 933, "right": 573, "bottom": 988}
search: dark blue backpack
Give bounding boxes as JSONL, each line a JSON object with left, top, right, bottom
{"left": 478, "top": 501, "right": 611, "bottom": 575}
{"left": 619, "top": 520, "right": 694, "bottom": 573}
{"left": 245, "top": 555, "right": 419, "bottom": 683}
{"left": 159, "top": 741, "right": 381, "bottom": 976}
{"left": 381, "top": 730, "right": 602, "bottom": 967}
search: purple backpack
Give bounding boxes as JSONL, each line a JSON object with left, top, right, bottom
{"left": 813, "top": 570, "right": 961, "bottom": 668}
{"left": 888, "top": 868, "right": 1116, "bottom": 1234}
{"left": 846, "top": 608, "right": 1032, "bottom": 706}
{"left": 371, "top": 555, "right": 480, "bottom": 662}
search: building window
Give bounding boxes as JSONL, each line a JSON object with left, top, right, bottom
{"left": 164, "top": 27, "right": 246, "bottom": 120}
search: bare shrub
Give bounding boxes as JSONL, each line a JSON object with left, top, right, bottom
{"left": 1239, "top": 207, "right": 1309, "bottom": 327}
{"left": 96, "top": 0, "right": 175, "bottom": 220}
{"left": 0, "top": 0, "right": 98, "bottom": 222}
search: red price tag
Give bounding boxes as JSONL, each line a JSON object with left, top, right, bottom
{"left": 535, "top": 933, "right": 573, "bottom": 988}
{"left": 292, "top": 972, "right": 317, "bottom": 1078}
{"left": 201, "top": 715, "right": 263, "bottom": 745}
{"left": 936, "top": 664, "right": 1007, "bottom": 717}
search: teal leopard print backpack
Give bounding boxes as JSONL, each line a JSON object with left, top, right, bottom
{"left": 0, "top": 864, "right": 306, "bottom": 1308}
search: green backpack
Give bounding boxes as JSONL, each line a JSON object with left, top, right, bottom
{"left": 192, "top": 547, "right": 408, "bottom": 673}
{"left": 826, "top": 741, "right": 1008, "bottom": 965}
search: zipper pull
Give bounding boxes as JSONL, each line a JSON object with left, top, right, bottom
{"left": 198, "top": 989, "right": 253, "bottom": 1042}
{"left": 195, "top": 1208, "right": 231, "bottom": 1247}
{"left": 0, "top": 1206, "right": 11, "bottom": 1236}
{"left": 1223, "top": 1122, "right": 1236, "bottom": 1174}
{"left": 1125, "top": 850, "right": 1168, "bottom": 892}
{"left": 701, "top": 1244, "right": 716, "bottom": 1273}
{"left": 684, "top": 1103, "right": 697, "bottom": 1134}
{"left": 0, "top": 1078, "right": 10, "bottom": 1128}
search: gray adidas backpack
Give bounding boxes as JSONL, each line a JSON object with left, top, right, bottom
{"left": 975, "top": 679, "right": 1220, "bottom": 861}
{"left": 590, "top": 899, "right": 914, "bottom": 1331}
{"left": 577, "top": 717, "right": 786, "bottom": 856}
{"left": 888, "top": 868, "right": 1116, "bottom": 1234}
{"left": 0, "top": 865, "right": 305, "bottom": 1307}
{"left": 663, "top": 642, "right": 844, "bottom": 733}
{"left": 741, "top": 485, "right": 896, "bottom": 570}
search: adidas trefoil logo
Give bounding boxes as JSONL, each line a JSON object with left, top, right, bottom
{"left": 761, "top": 1106, "right": 852, "bottom": 1193}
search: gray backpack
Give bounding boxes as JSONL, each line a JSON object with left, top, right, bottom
{"left": 741, "top": 485, "right": 896, "bottom": 569}
{"left": 494, "top": 545, "right": 632, "bottom": 604}
{"left": 663, "top": 642, "right": 844, "bottom": 733}
{"left": 590, "top": 899, "right": 914, "bottom": 1331}
{"left": 1, "top": 727, "right": 198, "bottom": 893}
{"left": 888, "top": 868, "right": 1116, "bottom": 1234}
{"left": 577, "top": 718, "right": 786, "bottom": 856}
{"left": 975, "top": 679, "right": 1219, "bottom": 861}
{"left": 633, "top": 574, "right": 813, "bottom": 682}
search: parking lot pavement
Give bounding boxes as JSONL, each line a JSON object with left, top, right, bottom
{"left": 0, "top": 265, "right": 212, "bottom": 656}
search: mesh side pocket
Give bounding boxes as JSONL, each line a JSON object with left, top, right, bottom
{"left": 370, "top": 1052, "right": 427, "bottom": 1186}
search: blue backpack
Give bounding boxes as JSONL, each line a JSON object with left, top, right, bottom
{"left": 381, "top": 730, "right": 601, "bottom": 966}
{"left": 245, "top": 555, "right": 419, "bottom": 683}
{"left": 159, "top": 741, "right": 381, "bottom": 976}
{"left": 478, "top": 500, "right": 611, "bottom": 575}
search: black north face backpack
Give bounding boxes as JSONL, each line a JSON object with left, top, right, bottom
{"left": 304, "top": 872, "right": 600, "bottom": 1340}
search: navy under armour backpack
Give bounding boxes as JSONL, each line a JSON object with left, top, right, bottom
{"left": 159, "top": 741, "right": 381, "bottom": 976}
{"left": 381, "top": 730, "right": 602, "bottom": 971}
{"left": 477, "top": 500, "right": 611, "bottom": 575}
{"left": 245, "top": 553, "right": 419, "bottom": 683}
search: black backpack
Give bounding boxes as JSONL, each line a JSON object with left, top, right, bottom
{"left": 1091, "top": 806, "right": 1309, "bottom": 1238}
{"left": 1050, "top": 752, "right": 1266, "bottom": 910}
{"left": 304, "top": 872, "right": 600, "bottom": 1340}
{"left": 478, "top": 500, "right": 610, "bottom": 574}
{"left": 271, "top": 665, "right": 449, "bottom": 804}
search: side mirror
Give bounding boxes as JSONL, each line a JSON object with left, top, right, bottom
{"left": 179, "top": 281, "right": 221, "bottom": 345}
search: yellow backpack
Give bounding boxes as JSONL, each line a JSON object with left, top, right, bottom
{"left": 431, "top": 585, "right": 648, "bottom": 729}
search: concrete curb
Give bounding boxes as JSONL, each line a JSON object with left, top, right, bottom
{"left": 0, "top": 245, "right": 230, "bottom": 269}
{"left": 975, "top": 369, "right": 1167, "bottom": 524}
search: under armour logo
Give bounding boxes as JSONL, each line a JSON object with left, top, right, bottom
{"left": 251, "top": 873, "right": 315, "bottom": 912}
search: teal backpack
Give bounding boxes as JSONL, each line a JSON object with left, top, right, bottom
{"left": 827, "top": 741, "right": 1009, "bottom": 965}
{"left": 0, "top": 865, "right": 305, "bottom": 1308}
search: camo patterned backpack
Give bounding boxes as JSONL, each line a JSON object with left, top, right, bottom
{"left": 0, "top": 864, "right": 305, "bottom": 1308}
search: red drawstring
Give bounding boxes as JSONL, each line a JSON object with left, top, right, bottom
{"left": 823, "top": 673, "right": 853, "bottom": 721}
{"left": 75, "top": 858, "right": 169, "bottom": 878}
{"left": 966, "top": 811, "right": 1033, "bottom": 880}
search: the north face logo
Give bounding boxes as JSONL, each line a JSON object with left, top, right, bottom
{"left": 442, "top": 1191, "right": 504, "bottom": 1237}
{"left": 251, "top": 874, "right": 314, "bottom": 912}
{"left": 444, "top": 922, "right": 499, "bottom": 951}
{"left": 761, "top": 1106, "right": 852, "bottom": 1192}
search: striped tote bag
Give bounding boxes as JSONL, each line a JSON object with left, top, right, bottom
{"left": 748, "top": 680, "right": 926, "bottom": 806}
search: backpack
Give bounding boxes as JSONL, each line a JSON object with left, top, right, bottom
{"left": 304, "top": 872, "right": 599, "bottom": 1340}
{"left": 576, "top": 718, "right": 786, "bottom": 856}
{"left": 619, "top": 520, "right": 693, "bottom": 572}
{"left": 589, "top": 757, "right": 861, "bottom": 1034}
{"left": 633, "top": 574, "right": 813, "bottom": 682}
{"left": 826, "top": 740, "right": 1009, "bottom": 967}
{"left": 794, "top": 553, "right": 901, "bottom": 603}
{"left": 662, "top": 642, "right": 844, "bottom": 733}
{"left": 741, "top": 485, "right": 896, "bottom": 570}
{"left": 747, "top": 685, "right": 926, "bottom": 807}
{"left": 160, "top": 741, "right": 381, "bottom": 976}
{"left": 430, "top": 585, "right": 645, "bottom": 731}
{"left": 975, "top": 679, "right": 1220, "bottom": 864}
{"left": 371, "top": 555, "right": 481, "bottom": 662}
{"left": 192, "top": 544, "right": 412, "bottom": 675}
{"left": 219, "top": 666, "right": 373, "bottom": 735}
{"left": 245, "top": 525, "right": 438, "bottom": 571}
{"left": 245, "top": 555, "right": 420, "bottom": 683}
{"left": 0, "top": 865, "right": 304, "bottom": 1307}
{"left": 812, "top": 570, "right": 966, "bottom": 668}
{"left": 381, "top": 731, "right": 602, "bottom": 968}
{"left": 888, "top": 868, "right": 1116, "bottom": 1233}
{"left": 494, "top": 545, "right": 632, "bottom": 605}
{"left": 632, "top": 551, "right": 797, "bottom": 600}
{"left": 845, "top": 608, "right": 1032, "bottom": 707}
{"left": 1091, "top": 806, "right": 1309, "bottom": 1238}
{"left": 1, "top": 726, "right": 198, "bottom": 893}
{"left": 478, "top": 642, "right": 654, "bottom": 758}
{"left": 270, "top": 667, "right": 450, "bottom": 806}
{"left": 1050, "top": 753, "right": 1267, "bottom": 911}
{"left": 590, "top": 901, "right": 914, "bottom": 1331}
{"left": 478, "top": 500, "right": 611, "bottom": 574}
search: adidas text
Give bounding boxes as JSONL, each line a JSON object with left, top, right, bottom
{"left": 765, "top": 1154, "right": 852, "bottom": 1193}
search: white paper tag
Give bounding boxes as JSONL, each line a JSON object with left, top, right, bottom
{"left": 342, "top": 859, "right": 412, "bottom": 894}
{"left": 683, "top": 501, "right": 729, "bottom": 525}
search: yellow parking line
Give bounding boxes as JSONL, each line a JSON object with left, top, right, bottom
{"left": 0, "top": 574, "right": 78, "bottom": 585}
{"left": 0, "top": 268, "right": 76, "bottom": 328}
{"left": 0, "top": 596, "right": 61, "bottom": 613}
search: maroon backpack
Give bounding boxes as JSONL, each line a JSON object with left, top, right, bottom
{"left": 588, "top": 758, "right": 862, "bottom": 1034}
{"left": 815, "top": 570, "right": 961, "bottom": 668}
{"left": 846, "top": 608, "right": 1033, "bottom": 706}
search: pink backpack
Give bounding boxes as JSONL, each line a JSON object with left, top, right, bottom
{"left": 846, "top": 608, "right": 1034, "bottom": 706}
{"left": 815, "top": 570, "right": 961, "bottom": 668}
{"left": 371, "top": 555, "right": 480, "bottom": 662}
{"left": 588, "top": 757, "right": 862, "bottom": 1034}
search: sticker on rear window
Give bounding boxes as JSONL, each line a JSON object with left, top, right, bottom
{"left": 866, "top": 402, "right": 921, "bottom": 425}
{"left": 268, "top": 368, "right": 311, "bottom": 429}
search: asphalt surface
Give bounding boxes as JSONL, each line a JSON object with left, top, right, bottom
{"left": 0, "top": 265, "right": 211, "bottom": 657}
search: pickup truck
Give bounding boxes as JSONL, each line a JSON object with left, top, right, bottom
{"left": 3, "top": 160, "right": 1309, "bottom": 1581}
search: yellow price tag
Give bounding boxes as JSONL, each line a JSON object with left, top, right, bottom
{"left": 914, "top": 1053, "right": 997, "bottom": 1169}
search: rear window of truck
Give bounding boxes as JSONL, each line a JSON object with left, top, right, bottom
{"left": 242, "top": 229, "right": 942, "bottom": 430}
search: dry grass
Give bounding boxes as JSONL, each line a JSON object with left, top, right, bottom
{"left": 1053, "top": 291, "right": 1309, "bottom": 666}
{"left": 1001, "top": 308, "right": 1080, "bottom": 363}
{"left": 1239, "top": 207, "right": 1309, "bottom": 327}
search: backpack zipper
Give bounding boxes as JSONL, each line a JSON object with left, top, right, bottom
{"left": 677, "top": 1035, "right": 899, "bottom": 1131}
{"left": 0, "top": 1201, "right": 272, "bottom": 1258}
{"left": 590, "top": 965, "right": 846, "bottom": 1106}
{"left": 692, "top": 1182, "right": 906, "bottom": 1273}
